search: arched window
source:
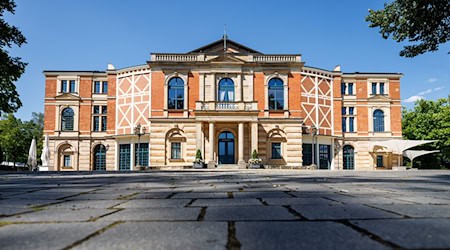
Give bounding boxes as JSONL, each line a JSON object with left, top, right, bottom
{"left": 373, "top": 109, "right": 385, "bottom": 132}
{"left": 218, "top": 78, "right": 234, "bottom": 102}
{"left": 93, "top": 144, "right": 106, "bottom": 171}
{"left": 168, "top": 77, "right": 184, "bottom": 110}
{"left": 268, "top": 78, "right": 284, "bottom": 110}
{"left": 61, "top": 108, "right": 74, "bottom": 131}
{"left": 343, "top": 145, "right": 354, "bottom": 170}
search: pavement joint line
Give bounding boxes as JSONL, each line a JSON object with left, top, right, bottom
{"left": 257, "top": 198, "right": 268, "bottom": 206}
{"left": 321, "top": 196, "right": 345, "bottom": 204}
{"left": 282, "top": 205, "right": 308, "bottom": 220}
{"left": 61, "top": 221, "right": 124, "bottom": 250}
{"left": 117, "top": 192, "right": 141, "bottom": 200}
{"left": 166, "top": 193, "right": 176, "bottom": 199}
{"left": 185, "top": 198, "right": 197, "bottom": 207}
{"left": 338, "top": 220, "right": 403, "bottom": 249}
{"left": 226, "top": 221, "right": 241, "bottom": 250}
{"left": 362, "top": 204, "right": 412, "bottom": 219}
{"left": 197, "top": 207, "right": 207, "bottom": 221}
{"left": 108, "top": 200, "right": 130, "bottom": 209}
{"left": 284, "top": 191, "right": 296, "bottom": 197}
{"left": 88, "top": 208, "right": 123, "bottom": 222}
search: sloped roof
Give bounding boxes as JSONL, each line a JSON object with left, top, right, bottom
{"left": 189, "top": 37, "right": 262, "bottom": 54}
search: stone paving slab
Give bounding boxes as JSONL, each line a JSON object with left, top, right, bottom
{"left": 236, "top": 221, "right": 387, "bottom": 249}
{"left": 204, "top": 206, "right": 297, "bottom": 221}
{"left": 11, "top": 192, "right": 78, "bottom": 200}
{"left": 0, "top": 208, "right": 114, "bottom": 222}
{"left": 233, "top": 191, "right": 292, "bottom": 199}
{"left": 0, "top": 222, "right": 111, "bottom": 250}
{"left": 117, "top": 199, "right": 191, "bottom": 208}
{"left": 74, "top": 222, "right": 227, "bottom": 250}
{"left": 67, "top": 193, "right": 136, "bottom": 200}
{"left": 322, "top": 194, "right": 414, "bottom": 205}
{"left": 0, "top": 199, "right": 61, "bottom": 208}
{"left": 369, "top": 204, "right": 450, "bottom": 218}
{"left": 99, "top": 208, "right": 201, "bottom": 221}
{"left": 191, "top": 198, "right": 262, "bottom": 207}
{"left": 291, "top": 204, "right": 402, "bottom": 220}
{"left": 132, "top": 191, "right": 174, "bottom": 199}
{"left": 46, "top": 200, "right": 123, "bottom": 209}
{"left": 0, "top": 207, "right": 32, "bottom": 216}
{"left": 351, "top": 218, "right": 450, "bottom": 249}
{"left": 262, "top": 197, "right": 339, "bottom": 206}
{"left": 171, "top": 192, "right": 229, "bottom": 199}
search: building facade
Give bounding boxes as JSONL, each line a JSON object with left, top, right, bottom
{"left": 43, "top": 38, "right": 403, "bottom": 171}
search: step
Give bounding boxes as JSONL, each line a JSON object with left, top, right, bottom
{"left": 217, "top": 164, "right": 239, "bottom": 169}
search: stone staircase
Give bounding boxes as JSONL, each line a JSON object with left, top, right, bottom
{"left": 216, "top": 164, "right": 240, "bottom": 169}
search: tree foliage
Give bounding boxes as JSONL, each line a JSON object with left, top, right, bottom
{"left": 366, "top": 0, "right": 450, "bottom": 57}
{"left": 0, "top": 112, "right": 43, "bottom": 165}
{"left": 0, "top": 0, "right": 27, "bottom": 114}
{"left": 402, "top": 97, "right": 450, "bottom": 168}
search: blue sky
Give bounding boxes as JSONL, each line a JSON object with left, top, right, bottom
{"left": 6, "top": 0, "right": 450, "bottom": 120}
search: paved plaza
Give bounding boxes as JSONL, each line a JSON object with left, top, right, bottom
{"left": 1, "top": 170, "right": 450, "bottom": 249}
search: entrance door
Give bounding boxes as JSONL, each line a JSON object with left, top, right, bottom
{"left": 93, "top": 144, "right": 106, "bottom": 171}
{"left": 343, "top": 145, "right": 354, "bottom": 170}
{"left": 218, "top": 132, "right": 235, "bottom": 164}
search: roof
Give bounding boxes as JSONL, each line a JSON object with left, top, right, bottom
{"left": 189, "top": 36, "right": 262, "bottom": 54}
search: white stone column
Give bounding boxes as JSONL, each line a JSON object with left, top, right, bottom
{"left": 238, "top": 122, "right": 246, "bottom": 168}
{"left": 251, "top": 122, "right": 258, "bottom": 154}
{"left": 208, "top": 122, "right": 215, "bottom": 168}
{"left": 196, "top": 122, "right": 202, "bottom": 150}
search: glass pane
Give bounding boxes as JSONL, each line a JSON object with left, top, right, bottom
{"left": 102, "top": 106, "right": 107, "bottom": 114}
{"left": 70, "top": 80, "right": 76, "bottom": 92}
{"left": 348, "top": 83, "right": 353, "bottom": 95}
{"left": 302, "top": 144, "right": 312, "bottom": 165}
{"left": 94, "top": 81, "right": 100, "bottom": 93}
{"left": 341, "top": 83, "right": 346, "bottom": 94}
{"left": 93, "top": 106, "right": 100, "bottom": 114}
{"left": 349, "top": 107, "right": 354, "bottom": 115}
{"left": 119, "top": 144, "right": 131, "bottom": 170}
{"left": 101, "top": 116, "right": 107, "bottom": 131}
{"left": 102, "top": 81, "right": 108, "bottom": 93}
{"left": 349, "top": 117, "right": 354, "bottom": 132}
{"left": 342, "top": 117, "right": 347, "bottom": 132}
{"left": 61, "top": 80, "right": 67, "bottom": 92}
{"left": 380, "top": 83, "right": 385, "bottom": 94}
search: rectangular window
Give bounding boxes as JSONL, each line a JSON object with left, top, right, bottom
{"left": 93, "top": 116, "right": 100, "bottom": 131}
{"left": 342, "top": 117, "right": 347, "bottom": 132}
{"left": 380, "top": 82, "right": 385, "bottom": 95}
{"left": 302, "top": 144, "right": 312, "bottom": 166}
{"left": 376, "top": 155, "right": 383, "bottom": 167}
{"left": 341, "top": 83, "right": 346, "bottom": 95}
{"left": 349, "top": 107, "right": 354, "bottom": 115}
{"left": 94, "top": 81, "right": 101, "bottom": 93}
{"left": 341, "top": 107, "right": 346, "bottom": 115}
{"left": 319, "top": 144, "right": 331, "bottom": 169}
{"left": 63, "top": 155, "right": 71, "bottom": 167}
{"left": 119, "top": 144, "right": 131, "bottom": 171}
{"left": 349, "top": 117, "right": 355, "bottom": 132}
{"left": 135, "top": 143, "right": 149, "bottom": 166}
{"left": 271, "top": 143, "right": 282, "bottom": 159}
{"left": 102, "top": 81, "right": 108, "bottom": 94}
{"left": 69, "top": 80, "right": 76, "bottom": 93}
{"left": 372, "top": 83, "right": 377, "bottom": 95}
{"left": 101, "top": 116, "right": 107, "bottom": 131}
{"left": 61, "top": 80, "right": 67, "bottom": 93}
{"left": 348, "top": 83, "right": 353, "bottom": 95}
{"left": 171, "top": 142, "right": 181, "bottom": 159}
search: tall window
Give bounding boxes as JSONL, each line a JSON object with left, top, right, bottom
{"left": 342, "top": 117, "right": 347, "bottom": 133}
{"left": 61, "top": 108, "right": 74, "bottom": 131}
{"left": 93, "top": 144, "right": 106, "bottom": 171}
{"left": 376, "top": 155, "right": 383, "bottom": 167}
{"left": 271, "top": 143, "right": 282, "bottom": 159}
{"left": 348, "top": 83, "right": 354, "bottom": 95}
{"left": 319, "top": 144, "right": 331, "bottom": 169}
{"left": 341, "top": 82, "right": 354, "bottom": 95}
{"left": 171, "top": 142, "right": 181, "bottom": 159}
{"left": 94, "top": 81, "right": 101, "bottom": 93}
{"left": 372, "top": 83, "right": 377, "bottom": 95}
{"left": 119, "top": 144, "right": 131, "bottom": 171}
{"left": 218, "top": 78, "right": 234, "bottom": 102}
{"left": 341, "top": 83, "right": 346, "bottom": 95}
{"left": 343, "top": 145, "right": 354, "bottom": 170}
{"left": 373, "top": 109, "right": 385, "bottom": 132}
{"left": 302, "top": 144, "right": 312, "bottom": 165}
{"left": 61, "top": 80, "right": 67, "bottom": 93}
{"left": 342, "top": 107, "right": 356, "bottom": 133}
{"left": 379, "top": 82, "right": 385, "bottom": 95}
{"left": 93, "top": 81, "right": 108, "bottom": 94}
{"left": 168, "top": 77, "right": 184, "bottom": 110}
{"left": 268, "top": 78, "right": 284, "bottom": 110}
{"left": 135, "top": 143, "right": 149, "bottom": 166}
{"left": 69, "top": 80, "right": 76, "bottom": 93}
{"left": 93, "top": 106, "right": 107, "bottom": 132}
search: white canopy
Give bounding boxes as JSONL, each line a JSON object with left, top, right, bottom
{"left": 370, "top": 139, "right": 437, "bottom": 154}
{"left": 403, "top": 150, "right": 440, "bottom": 161}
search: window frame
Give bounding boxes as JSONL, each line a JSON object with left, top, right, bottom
{"left": 271, "top": 142, "right": 282, "bottom": 159}
{"left": 61, "top": 107, "right": 74, "bottom": 131}
{"left": 167, "top": 77, "right": 185, "bottom": 110}
{"left": 171, "top": 142, "right": 182, "bottom": 159}
{"left": 268, "top": 78, "right": 284, "bottom": 111}
{"left": 218, "top": 78, "right": 235, "bottom": 102}
{"left": 373, "top": 109, "right": 385, "bottom": 132}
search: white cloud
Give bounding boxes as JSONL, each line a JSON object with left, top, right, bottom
{"left": 427, "top": 78, "right": 438, "bottom": 83}
{"left": 433, "top": 86, "right": 445, "bottom": 91}
{"left": 417, "top": 89, "right": 432, "bottom": 95}
{"left": 402, "top": 95, "right": 424, "bottom": 103}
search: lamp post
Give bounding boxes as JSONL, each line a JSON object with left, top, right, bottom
{"left": 134, "top": 123, "right": 146, "bottom": 170}
{"left": 311, "top": 125, "right": 317, "bottom": 167}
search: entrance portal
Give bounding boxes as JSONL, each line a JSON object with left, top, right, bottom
{"left": 218, "top": 132, "right": 235, "bottom": 164}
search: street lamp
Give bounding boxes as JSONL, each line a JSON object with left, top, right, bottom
{"left": 311, "top": 125, "right": 317, "bottom": 167}
{"left": 134, "top": 123, "right": 146, "bottom": 170}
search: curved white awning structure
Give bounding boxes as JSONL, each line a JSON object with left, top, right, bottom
{"left": 369, "top": 139, "right": 437, "bottom": 154}
{"left": 403, "top": 150, "right": 440, "bottom": 161}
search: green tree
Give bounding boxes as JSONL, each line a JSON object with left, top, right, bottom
{"left": 0, "top": 0, "right": 27, "bottom": 114}
{"left": 366, "top": 0, "right": 450, "bottom": 57}
{"left": 402, "top": 97, "right": 450, "bottom": 169}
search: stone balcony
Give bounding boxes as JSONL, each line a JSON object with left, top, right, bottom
{"left": 151, "top": 53, "right": 302, "bottom": 63}
{"left": 195, "top": 101, "right": 258, "bottom": 112}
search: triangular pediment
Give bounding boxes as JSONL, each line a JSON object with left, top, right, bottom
{"left": 189, "top": 37, "right": 262, "bottom": 55}
{"left": 55, "top": 93, "right": 80, "bottom": 100}
{"left": 208, "top": 54, "right": 247, "bottom": 63}
{"left": 368, "top": 94, "right": 391, "bottom": 101}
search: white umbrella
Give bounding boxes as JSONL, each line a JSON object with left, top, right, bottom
{"left": 40, "top": 134, "right": 50, "bottom": 171}
{"left": 403, "top": 150, "right": 439, "bottom": 168}
{"left": 27, "top": 138, "right": 37, "bottom": 171}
